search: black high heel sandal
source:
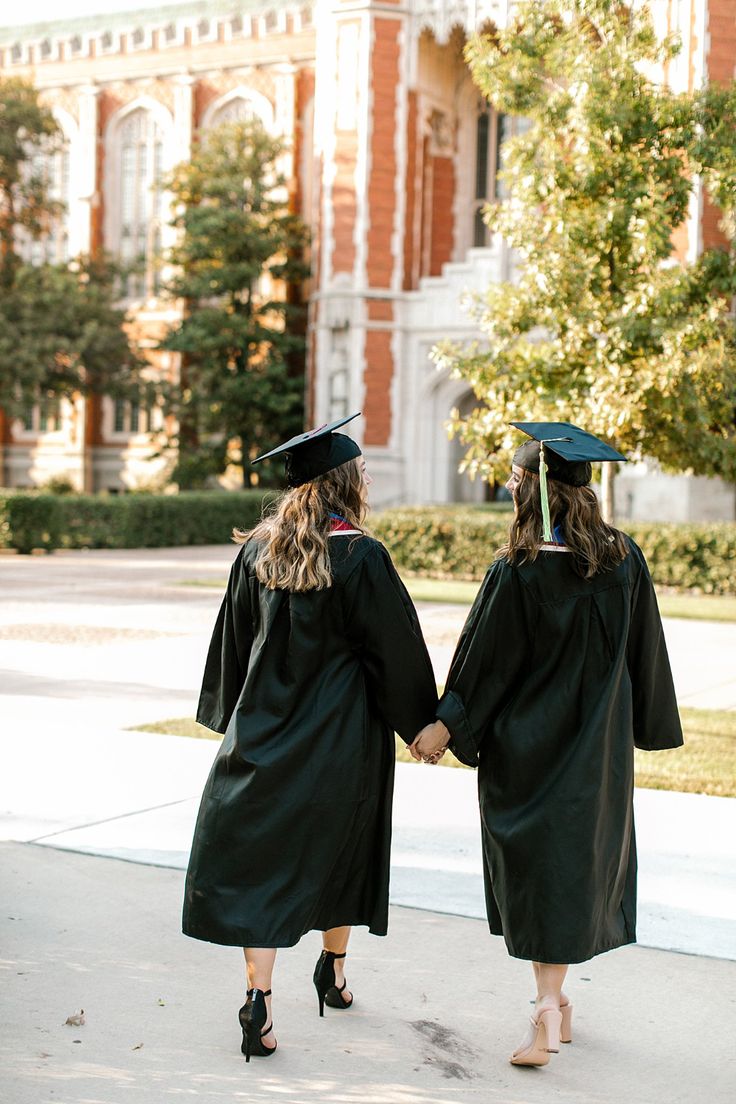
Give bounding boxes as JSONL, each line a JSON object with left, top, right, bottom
{"left": 238, "top": 987, "right": 277, "bottom": 1062}
{"left": 313, "top": 950, "right": 354, "bottom": 1017}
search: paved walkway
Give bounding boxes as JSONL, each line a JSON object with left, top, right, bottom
{"left": 2, "top": 842, "right": 735, "bottom": 1104}
{"left": 1, "top": 546, "right": 735, "bottom": 1101}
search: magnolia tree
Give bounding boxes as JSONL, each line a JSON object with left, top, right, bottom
{"left": 436, "top": 0, "right": 736, "bottom": 517}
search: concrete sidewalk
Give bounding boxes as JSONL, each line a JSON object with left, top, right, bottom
{"left": 2, "top": 723, "right": 735, "bottom": 962}
{"left": 2, "top": 842, "right": 735, "bottom": 1104}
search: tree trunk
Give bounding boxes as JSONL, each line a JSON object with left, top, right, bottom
{"left": 600, "top": 462, "right": 617, "bottom": 523}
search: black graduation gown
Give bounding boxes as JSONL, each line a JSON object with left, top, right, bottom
{"left": 436, "top": 539, "right": 683, "bottom": 965}
{"left": 182, "top": 534, "right": 437, "bottom": 948}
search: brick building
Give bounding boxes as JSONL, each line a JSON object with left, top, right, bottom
{"left": 0, "top": 0, "right": 734, "bottom": 517}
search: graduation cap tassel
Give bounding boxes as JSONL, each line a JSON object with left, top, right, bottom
{"left": 539, "top": 441, "right": 553, "bottom": 544}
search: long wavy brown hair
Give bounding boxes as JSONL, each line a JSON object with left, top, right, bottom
{"left": 499, "top": 469, "right": 629, "bottom": 579}
{"left": 234, "top": 458, "right": 368, "bottom": 591}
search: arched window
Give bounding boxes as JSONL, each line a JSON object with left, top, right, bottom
{"left": 118, "top": 108, "right": 167, "bottom": 298}
{"left": 209, "top": 96, "right": 255, "bottom": 127}
{"left": 201, "top": 88, "right": 275, "bottom": 133}
{"left": 19, "top": 138, "right": 71, "bottom": 265}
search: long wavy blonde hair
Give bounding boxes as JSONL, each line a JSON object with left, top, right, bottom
{"left": 499, "top": 469, "right": 628, "bottom": 579}
{"left": 235, "top": 458, "right": 368, "bottom": 591}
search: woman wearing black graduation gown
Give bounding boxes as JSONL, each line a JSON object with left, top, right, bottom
{"left": 412, "top": 422, "right": 683, "bottom": 1068}
{"left": 183, "top": 414, "right": 437, "bottom": 1061}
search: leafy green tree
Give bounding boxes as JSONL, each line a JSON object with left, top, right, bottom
{"left": 437, "top": 0, "right": 736, "bottom": 516}
{"left": 0, "top": 78, "right": 143, "bottom": 420}
{"left": 0, "top": 77, "right": 60, "bottom": 288}
{"left": 0, "top": 257, "right": 147, "bottom": 418}
{"left": 161, "top": 119, "right": 308, "bottom": 488}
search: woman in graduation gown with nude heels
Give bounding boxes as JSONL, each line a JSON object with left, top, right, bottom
{"left": 183, "top": 413, "right": 437, "bottom": 1060}
{"left": 412, "top": 422, "right": 683, "bottom": 1069}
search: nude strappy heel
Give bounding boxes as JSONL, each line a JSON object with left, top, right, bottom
{"left": 510, "top": 1008, "right": 563, "bottom": 1067}
{"left": 560, "top": 1001, "right": 573, "bottom": 1043}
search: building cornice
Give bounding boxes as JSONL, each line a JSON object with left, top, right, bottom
{"left": 0, "top": 1, "right": 313, "bottom": 68}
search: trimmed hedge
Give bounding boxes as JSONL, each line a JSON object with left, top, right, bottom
{"left": 371, "top": 506, "right": 736, "bottom": 595}
{"left": 0, "top": 491, "right": 268, "bottom": 552}
{"left": 1, "top": 493, "right": 733, "bottom": 594}
{"left": 0, "top": 493, "right": 63, "bottom": 554}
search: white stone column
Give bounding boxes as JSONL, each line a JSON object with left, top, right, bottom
{"left": 172, "top": 74, "right": 195, "bottom": 163}
{"left": 273, "top": 63, "right": 298, "bottom": 203}
{"left": 76, "top": 84, "right": 99, "bottom": 255}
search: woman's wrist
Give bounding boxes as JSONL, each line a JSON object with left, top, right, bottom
{"left": 434, "top": 719, "right": 449, "bottom": 746}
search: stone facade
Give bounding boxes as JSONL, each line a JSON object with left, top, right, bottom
{"left": 0, "top": 0, "right": 734, "bottom": 518}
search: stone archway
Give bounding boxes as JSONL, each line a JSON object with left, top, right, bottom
{"left": 448, "top": 390, "right": 491, "bottom": 504}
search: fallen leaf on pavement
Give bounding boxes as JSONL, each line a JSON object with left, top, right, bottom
{"left": 64, "top": 1010, "right": 85, "bottom": 1026}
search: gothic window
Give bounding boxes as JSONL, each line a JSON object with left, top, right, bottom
{"left": 473, "top": 106, "right": 529, "bottom": 246}
{"left": 118, "top": 109, "right": 166, "bottom": 298}
{"left": 202, "top": 85, "right": 275, "bottom": 135}
{"left": 209, "top": 96, "right": 257, "bottom": 127}
{"left": 472, "top": 107, "right": 492, "bottom": 246}
{"left": 21, "top": 140, "right": 70, "bottom": 265}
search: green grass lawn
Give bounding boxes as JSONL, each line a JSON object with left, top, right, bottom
{"left": 403, "top": 576, "right": 736, "bottom": 621}
{"left": 132, "top": 706, "right": 736, "bottom": 798}
{"left": 176, "top": 574, "right": 736, "bottom": 621}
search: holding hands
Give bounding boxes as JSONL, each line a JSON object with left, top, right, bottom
{"left": 409, "top": 720, "right": 450, "bottom": 765}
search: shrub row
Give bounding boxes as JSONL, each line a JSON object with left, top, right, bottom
{"left": 371, "top": 506, "right": 736, "bottom": 595}
{"left": 0, "top": 491, "right": 268, "bottom": 554}
{"left": 1, "top": 493, "right": 733, "bottom": 594}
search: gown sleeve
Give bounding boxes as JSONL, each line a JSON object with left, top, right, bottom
{"left": 626, "top": 543, "right": 684, "bottom": 751}
{"left": 436, "top": 560, "right": 530, "bottom": 767}
{"left": 196, "top": 545, "right": 254, "bottom": 734}
{"left": 343, "top": 541, "right": 438, "bottom": 744}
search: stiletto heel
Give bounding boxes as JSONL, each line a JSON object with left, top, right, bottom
{"left": 510, "top": 1008, "right": 563, "bottom": 1067}
{"left": 313, "top": 950, "right": 353, "bottom": 1016}
{"left": 238, "top": 988, "right": 277, "bottom": 1062}
{"left": 560, "top": 1001, "right": 573, "bottom": 1044}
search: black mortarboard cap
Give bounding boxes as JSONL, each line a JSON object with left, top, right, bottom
{"left": 511, "top": 421, "right": 626, "bottom": 486}
{"left": 510, "top": 422, "right": 627, "bottom": 543}
{"left": 252, "top": 412, "right": 362, "bottom": 487}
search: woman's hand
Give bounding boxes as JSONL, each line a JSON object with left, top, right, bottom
{"left": 409, "top": 720, "right": 450, "bottom": 764}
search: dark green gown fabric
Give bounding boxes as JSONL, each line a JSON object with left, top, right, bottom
{"left": 436, "top": 540, "right": 683, "bottom": 965}
{"left": 183, "top": 534, "right": 437, "bottom": 948}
